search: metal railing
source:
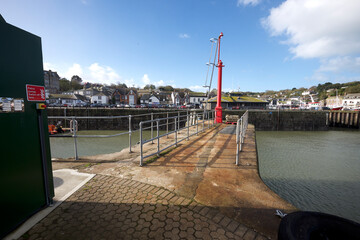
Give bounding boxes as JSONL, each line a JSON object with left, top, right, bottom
{"left": 48, "top": 110, "right": 203, "bottom": 160}
{"left": 139, "top": 110, "right": 216, "bottom": 166}
{"left": 235, "top": 110, "right": 249, "bottom": 165}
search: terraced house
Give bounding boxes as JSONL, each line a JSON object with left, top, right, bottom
{"left": 207, "top": 93, "right": 268, "bottom": 109}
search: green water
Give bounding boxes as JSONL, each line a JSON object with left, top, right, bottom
{"left": 50, "top": 130, "right": 165, "bottom": 159}
{"left": 256, "top": 130, "right": 360, "bottom": 223}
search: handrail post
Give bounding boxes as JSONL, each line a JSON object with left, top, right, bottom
{"left": 178, "top": 111, "right": 180, "bottom": 132}
{"left": 72, "top": 117, "right": 79, "bottom": 160}
{"left": 175, "top": 117, "right": 178, "bottom": 146}
{"left": 129, "top": 115, "right": 132, "bottom": 153}
{"left": 157, "top": 120, "right": 160, "bottom": 157}
{"left": 202, "top": 114, "right": 205, "bottom": 132}
{"left": 196, "top": 114, "right": 199, "bottom": 135}
{"left": 236, "top": 118, "right": 240, "bottom": 166}
{"left": 140, "top": 122, "right": 143, "bottom": 166}
{"left": 151, "top": 112, "right": 154, "bottom": 144}
{"left": 166, "top": 112, "right": 169, "bottom": 138}
{"left": 240, "top": 118, "right": 243, "bottom": 151}
{"left": 212, "top": 111, "right": 214, "bottom": 126}
{"left": 187, "top": 110, "right": 189, "bottom": 140}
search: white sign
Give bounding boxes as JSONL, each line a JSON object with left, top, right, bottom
{"left": 3, "top": 102, "right": 11, "bottom": 112}
{"left": 14, "top": 99, "right": 23, "bottom": 111}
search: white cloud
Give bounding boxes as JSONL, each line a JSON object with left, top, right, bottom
{"left": 262, "top": 0, "right": 360, "bottom": 59}
{"left": 88, "top": 63, "right": 121, "bottom": 84}
{"left": 179, "top": 33, "right": 190, "bottom": 39}
{"left": 237, "top": 0, "right": 261, "bottom": 6}
{"left": 43, "top": 62, "right": 55, "bottom": 70}
{"left": 141, "top": 74, "right": 151, "bottom": 85}
{"left": 317, "top": 56, "right": 360, "bottom": 73}
{"left": 141, "top": 74, "right": 166, "bottom": 87}
{"left": 189, "top": 85, "right": 206, "bottom": 92}
{"left": 65, "top": 63, "right": 83, "bottom": 79}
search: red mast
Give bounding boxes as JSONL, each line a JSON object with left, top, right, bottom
{"left": 215, "top": 32, "right": 224, "bottom": 123}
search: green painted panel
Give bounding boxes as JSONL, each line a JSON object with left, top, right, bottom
{"left": 0, "top": 15, "right": 54, "bottom": 238}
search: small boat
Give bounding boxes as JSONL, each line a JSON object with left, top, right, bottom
{"left": 331, "top": 106, "right": 343, "bottom": 110}
{"left": 48, "top": 124, "right": 69, "bottom": 135}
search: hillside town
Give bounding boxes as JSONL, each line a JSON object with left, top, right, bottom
{"left": 44, "top": 70, "right": 360, "bottom": 110}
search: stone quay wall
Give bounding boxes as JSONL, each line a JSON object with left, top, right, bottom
{"left": 47, "top": 108, "right": 333, "bottom": 131}
{"left": 224, "top": 110, "right": 329, "bottom": 131}
{"left": 328, "top": 111, "right": 360, "bottom": 128}
{"left": 47, "top": 108, "right": 198, "bottom": 131}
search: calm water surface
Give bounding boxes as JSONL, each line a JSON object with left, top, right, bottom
{"left": 256, "top": 130, "right": 360, "bottom": 223}
{"left": 50, "top": 130, "right": 164, "bottom": 159}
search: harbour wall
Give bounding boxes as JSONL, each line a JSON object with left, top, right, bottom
{"left": 224, "top": 110, "right": 329, "bottom": 131}
{"left": 328, "top": 111, "right": 360, "bottom": 128}
{"left": 47, "top": 108, "right": 359, "bottom": 131}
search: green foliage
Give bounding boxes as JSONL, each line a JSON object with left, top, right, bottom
{"left": 347, "top": 84, "right": 360, "bottom": 93}
{"left": 109, "top": 83, "right": 128, "bottom": 89}
{"left": 59, "top": 78, "right": 71, "bottom": 92}
{"left": 144, "top": 84, "right": 156, "bottom": 90}
{"left": 71, "top": 81, "right": 82, "bottom": 90}
{"left": 158, "top": 85, "right": 174, "bottom": 91}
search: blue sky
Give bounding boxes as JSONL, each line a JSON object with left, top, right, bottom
{"left": 1, "top": 0, "right": 360, "bottom": 92}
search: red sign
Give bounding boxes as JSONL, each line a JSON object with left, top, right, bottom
{"left": 26, "top": 84, "right": 46, "bottom": 102}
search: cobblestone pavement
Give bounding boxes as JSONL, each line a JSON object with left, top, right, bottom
{"left": 19, "top": 174, "right": 267, "bottom": 240}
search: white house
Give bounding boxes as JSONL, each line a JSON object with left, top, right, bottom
{"left": 140, "top": 94, "right": 160, "bottom": 105}
{"left": 189, "top": 93, "right": 207, "bottom": 106}
{"left": 47, "top": 94, "right": 87, "bottom": 106}
{"left": 91, "top": 92, "right": 109, "bottom": 105}
{"left": 343, "top": 93, "right": 360, "bottom": 110}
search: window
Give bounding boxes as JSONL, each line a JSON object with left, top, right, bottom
{"left": 98, "top": 96, "right": 101, "bottom": 100}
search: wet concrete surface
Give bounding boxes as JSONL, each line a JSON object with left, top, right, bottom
{"left": 52, "top": 124, "right": 297, "bottom": 239}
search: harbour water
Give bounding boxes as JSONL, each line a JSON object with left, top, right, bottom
{"left": 256, "top": 129, "right": 360, "bottom": 223}
{"left": 50, "top": 130, "right": 164, "bottom": 159}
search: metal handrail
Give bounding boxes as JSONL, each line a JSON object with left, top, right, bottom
{"left": 235, "top": 110, "right": 248, "bottom": 165}
{"left": 139, "top": 110, "right": 216, "bottom": 166}
{"left": 48, "top": 110, "right": 205, "bottom": 160}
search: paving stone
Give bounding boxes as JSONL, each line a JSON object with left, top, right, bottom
{"left": 17, "top": 174, "right": 257, "bottom": 240}
{"left": 234, "top": 224, "right": 249, "bottom": 237}
{"left": 243, "top": 229, "right": 257, "bottom": 240}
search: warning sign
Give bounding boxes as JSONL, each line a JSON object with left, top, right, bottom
{"left": 26, "top": 84, "right": 46, "bottom": 102}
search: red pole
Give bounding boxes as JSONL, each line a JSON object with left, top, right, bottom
{"left": 215, "top": 32, "right": 224, "bottom": 123}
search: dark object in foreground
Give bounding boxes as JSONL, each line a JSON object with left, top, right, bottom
{"left": 278, "top": 211, "right": 360, "bottom": 240}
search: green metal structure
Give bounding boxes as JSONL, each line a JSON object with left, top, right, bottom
{"left": 0, "top": 15, "right": 54, "bottom": 238}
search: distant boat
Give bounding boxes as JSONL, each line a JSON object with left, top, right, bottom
{"left": 331, "top": 89, "right": 343, "bottom": 110}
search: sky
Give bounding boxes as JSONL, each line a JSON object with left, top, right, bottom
{"left": 1, "top": 0, "right": 360, "bottom": 92}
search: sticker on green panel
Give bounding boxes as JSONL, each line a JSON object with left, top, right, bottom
{"left": 0, "top": 98, "right": 24, "bottom": 113}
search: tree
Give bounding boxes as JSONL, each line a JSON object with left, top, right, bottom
{"left": 70, "top": 81, "right": 82, "bottom": 90}
{"left": 158, "top": 85, "right": 174, "bottom": 91}
{"left": 59, "top": 78, "right": 71, "bottom": 92}
{"left": 347, "top": 84, "right": 360, "bottom": 93}
{"left": 71, "top": 75, "right": 82, "bottom": 84}
{"left": 144, "top": 84, "right": 156, "bottom": 90}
